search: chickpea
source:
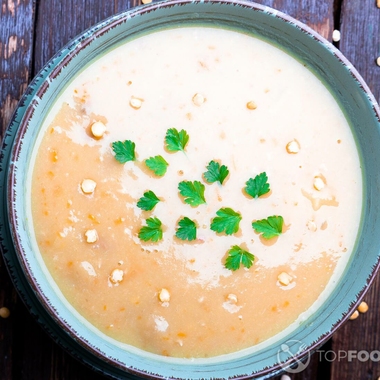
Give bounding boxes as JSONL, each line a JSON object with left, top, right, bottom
{"left": 286, "top": 139, "right": 300, "bottom": 154}
{"left": 129, "top": 96, "right": 143, "bottom": 109}
{"left": 357, "top": 301, "right": 369, "bottom": 314}
{"left": 313, "top": 176, "right": 325, "bottom": 191}
{"left": 90, "top": 121, "right": 106, "bottom": 138}
{"left": 349, "top": 310, "right": 359, "bottom": 320}
{"left": 246, "top": 101, "right": 257, "bottom": 110}
{"left": 192, "top": 93, "right": 205, "bottom": 106}
{"left": 0, "top": 307, "right": 10, "bottom": 319}
{"left": 158, "top": 288, "right": 170, "bottom": 303}
{"left": 81, "top": 178, "right": 97, "bottom": 194}
{"left": 85, "top": 229, "right": 98, "bottom": 243}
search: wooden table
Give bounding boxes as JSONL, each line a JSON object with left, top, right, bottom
{"left": 1, "top": 1, "right": 379, "bottom": 379}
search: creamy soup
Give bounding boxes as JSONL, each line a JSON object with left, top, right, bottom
{"left": 31, "top": 27, "right": 362, "bottom": 358}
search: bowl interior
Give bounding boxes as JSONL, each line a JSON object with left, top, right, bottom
{"left": 3, "top": 0, "right": 380, "bottom": 378}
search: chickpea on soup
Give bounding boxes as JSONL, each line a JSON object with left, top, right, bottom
{"left": 31, "top": 27, "right": 362, "bottom": 358}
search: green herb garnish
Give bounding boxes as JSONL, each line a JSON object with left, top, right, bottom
{"left": 210, "top": 207, "right": 242, "bottom": 235}
{"left": 137, "top": 190, "right": 160, "bottom": 211}
{"left": 244, "top": 172, "right": 270, "bottom": 198}
{"left": 165, "top": 128, "right": 189, "bottom": 152}
{"left": 252, "top": 215, "right": 284, "bottom": 239}
{"left": 112, "top": 140, "right": 136, "bottom": 163}
{"left": 178, "top": 180, "right": 206, "bottom": 207}
{"left": 175, "top": 217, "right": 197, "bottom": 241}
{"left": 138, "top": 217, "right": 163, "bottom": 242}
{"left": 145, "top": 155, "right": 169, "bottom": 176}
{"left": 204, "top": 160, "right": 229, "bottom": 185}
{"left": 225, "top": 245, "right": 255, "bottom": 271}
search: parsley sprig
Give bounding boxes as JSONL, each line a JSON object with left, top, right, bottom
{"left": 225, "top": 245, "right": 255, "bottom": 271}
{"left": 178, "top": 180, "right": 206, "bottom": 207}
{"left": 204, "top": 160, "right": 229, "bottom": 185}
{"left": 211, "top": 207, "right": 242, "bottom": 235}
{"left": 145, "top": 155, "right": 169, "bottom": 177}
{"left": 252, "top": 215, "right": 283, "bottom": 239}
{"left": 245, "top": 172, "right": 270, "bottom": 198}
{"left": 165, "top": 128, "right": 189, "bottom": 152}
{"left": 112, "top": 131, "right": 284, "bottom": 273}
{"left": 138, "top": 217, "right": 163, "bottom": 242}
{"left": 137, "top": 190, "right": 160, "bottom": 211}
{"left": 112, "top": 140, "right": 136, "bottom": 163}
{"left": 175, "top": 217, "right": 197, "bottom": 241}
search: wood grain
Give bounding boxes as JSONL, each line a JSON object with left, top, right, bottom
{"left": 0, "top": 0, "right": 35, "bottom": 138}
{"left": 0, "top": 1, "right": 35, "bottom": 379}
{"left": 339, "top": 0, "right": 380, "bottom": 103}
{"left": 255, "top": 0, "right": 335, "bottom": 39}
{"left": 33, "top": 0, "right": 140, "bottom": 75}
{"left": 330, "top": 1, "right": 380, "bottom": 378}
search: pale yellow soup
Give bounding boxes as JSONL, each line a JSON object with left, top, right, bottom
{"left": 31, "top": 27, "right": 362, "bottom": 358}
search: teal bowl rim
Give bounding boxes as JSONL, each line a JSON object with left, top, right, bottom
{"left": 1, "top": 0, "right": 380, "bottom": 379}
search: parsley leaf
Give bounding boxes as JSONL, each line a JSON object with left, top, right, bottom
{"left": 244, "top": 172, "right": 270, "bottom": 198}
{"left": 175, "top": 217, "right": 197, "bottom": 241}
{"left": 252, "top": 215, "right": 284, "bottom": 239}
{"left": 204, "top": 160, "right": 229, "bottom": 185}
{"left": 178, "top": 180, "right": 206, "bottom": 207}
{"left": 137, "top": 190, "right": 160, "bottom": 211}
{"left": 165, "top": 128, "right": 189, "bottom": 152}
{"left": 112, "top": 140, "right": 136, "bottom": 163}
{"left": 210, "top": 207, "right": 242, "bottom": 235}
{"left": 145, "top": 155, "right": 169, "bottom": 176}
{"left": 225, "top": 245, "right": 255, "bottom": 271}
{"left": 138, "top": 217, "right": 163, "bottom": 242}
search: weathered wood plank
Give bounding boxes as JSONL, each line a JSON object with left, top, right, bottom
{"left": 0, "top": 1, "right": 35, "bottom": 379}
{"left": 330, "top": 283, "right": 380, "bottom": 379}
{"left": 11, "top": 309, "right": 106, "bottom": 380}
{"left": 33, "top": 0, "right": 141, "bottom": 75}
{"left": 3, "top": 0, "right": 379, "bottom": 379}
{"left": 329, "top": 1, "right": 380, "bottom": 379}
{"left": 338, "top": 0, "right": 380, "bottom": 103}
{"left": 254, "top": 0, "right": 335, "bottom": 40}
{"left": 0, "top": 0, "right": 35, "bottom": 138}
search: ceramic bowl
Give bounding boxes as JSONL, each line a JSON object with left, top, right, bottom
{"left": 1, "top": 0, "right": 380, "bottom": 379}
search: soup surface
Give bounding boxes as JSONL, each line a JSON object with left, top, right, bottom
{"left": 31, "top": 27, "right": 362, "bottom": 358}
